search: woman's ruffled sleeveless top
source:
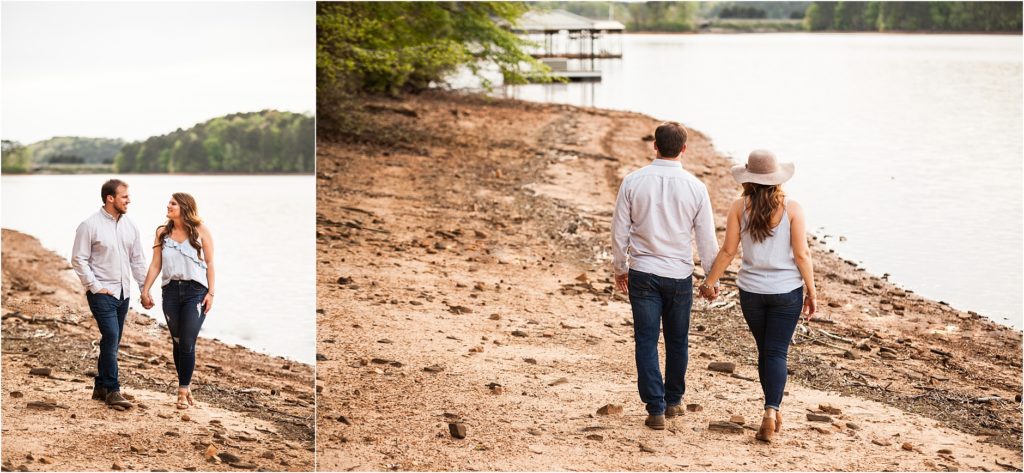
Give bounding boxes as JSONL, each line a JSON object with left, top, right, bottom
{"left": 161, "top": 237, "right": 208, "bottom": 288}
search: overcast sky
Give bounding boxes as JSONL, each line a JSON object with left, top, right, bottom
{"left": 1, "top": 2, "right": 314, "bottom": 144}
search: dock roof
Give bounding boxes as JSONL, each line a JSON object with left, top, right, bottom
{"left": 509, "top": 10, "right": 625, "bottom": 34}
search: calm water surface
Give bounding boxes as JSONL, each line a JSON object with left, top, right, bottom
{"left": 501, "top": 34, "right": 1023, "bottom": 327}
{"left": 1, "top": 175, "right": 315, "bottom": 362}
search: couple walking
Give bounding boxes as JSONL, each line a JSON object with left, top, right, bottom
{"left": 71, "top": 179, "right": 216, "bottom": 410}
{"left": 612, "top": 122, "right": 817, "bottom": 442}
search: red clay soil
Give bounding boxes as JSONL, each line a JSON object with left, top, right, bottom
{"left": 315, "top": 91, "right": 1022, "bottom": 471}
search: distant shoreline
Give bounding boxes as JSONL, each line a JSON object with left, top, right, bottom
{"left": 624, "top": 29, "right": 1023, "bottom": 35}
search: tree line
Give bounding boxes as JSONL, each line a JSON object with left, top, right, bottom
{"left": 804, "top": 2, "right": 1022, "bottom": 32}
{"left": 114, "top": 110, "right": 314, "bottom": 173}
{"left": 542, "top": 2, "right": 1021, "bottom": 32}
{"left": 550, "top": 2, "right": 804, "bottom": 32}
{"left": 2, "top": 111, "right": 313, "bottom": 174}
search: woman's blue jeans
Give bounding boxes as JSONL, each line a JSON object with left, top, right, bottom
{"left": 162, "top": 280, "right": 208, "bottom": 388}
{"left": 738, "top": 287, "right": 803, "bottom": 410}
{"left": 628, "top": 269, "right": 692, "bottom": 415}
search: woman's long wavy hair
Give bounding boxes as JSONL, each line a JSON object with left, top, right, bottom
{"left": 742, "top": 183, "right": 786, "bottom": 244}
{"left": 157, "top": 193, "right": 204, "bottom": 260}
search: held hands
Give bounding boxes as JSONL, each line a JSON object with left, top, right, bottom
{"left": 698, "top": 282, "right": 719, "bottom": 301}
{"left": 140, "top": 292, "right": 155, "bottom": 310}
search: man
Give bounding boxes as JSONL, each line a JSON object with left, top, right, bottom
{"left": 71, "top": 179, "right": 148, "bottom": 408}
{"left": 611, "top": 122, "right": 719, "bottom": 430}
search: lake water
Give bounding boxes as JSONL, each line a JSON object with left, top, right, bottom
{"left": 1, "top": 175, "right": 316, "bottom": 363}
{"left": 500, "top": 33, "right": 1023, "bottom": 328}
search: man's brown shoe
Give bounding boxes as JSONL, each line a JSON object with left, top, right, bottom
{"left": 645, "top": 414, "right": 666, "bottom": 430}
{"left": 91, "top": 386, "right": 107, "bottom": 401}
{"left": 665, "top": 405, "right": 684, "bottom": 418}
{"left": 105, "top": 391, "right": 133, "bottom": 408}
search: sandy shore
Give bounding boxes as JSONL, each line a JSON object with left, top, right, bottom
{"left": 1, "top": 229, "right": 314, "bottom": 471}
{"left": 315, "top": 91, "right": 1022, "bottom": 471}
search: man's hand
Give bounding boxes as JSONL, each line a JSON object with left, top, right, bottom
{"left": 97, "top": 288, "right": 113, "bottom": 296}
{"left": 614, "top": 273, "right": 629, "bottom": 295}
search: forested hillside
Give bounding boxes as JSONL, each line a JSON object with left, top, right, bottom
{"left": 114, "top": 110, "right": 314, "bottom": 173}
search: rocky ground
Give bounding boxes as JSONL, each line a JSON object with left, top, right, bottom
{"left": 315, "top": 91, "right": 1023, "bottom": 472}
{"left": 1, "top": 229, "right": 314, "bottom": 472}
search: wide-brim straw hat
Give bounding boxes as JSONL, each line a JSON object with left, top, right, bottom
{"left": 730, "top": 149, "right": 794, "bottom": 185}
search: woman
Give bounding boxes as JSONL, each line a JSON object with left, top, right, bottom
{"left": 700, "top": 150, "right": 816, "bottom": 443}
{"left": 141, "top": 193, "right": 215, "bottom": 409}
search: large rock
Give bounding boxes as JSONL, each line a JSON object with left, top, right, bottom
{"left": 596, "top": 404, "right": 623, "bottom": 416}
{"left": 807, "top": 413, "right": 832, "bottom": 422}
{"left": 708, "top": 421, "right": 744, "bottom": 434}
{"left": 448, "top": 423, "right": 467, "bottom": 439}
{"left": 819, "top": 404, "right": 842, "bottom": 415}
{"left": 707, "top": 362, "right": 736, "bottom": 374}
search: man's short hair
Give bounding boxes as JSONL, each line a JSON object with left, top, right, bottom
{"left": 654, "top": 122, "right": 688, "bottom": 158}
{"left": 101, "top": 179, "right": 127, "bottom": 203}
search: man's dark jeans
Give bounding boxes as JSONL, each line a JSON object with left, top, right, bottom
{"left": 162, "top": 280, "right": 208, "bottom": 388}
{"left": 738, "top": 287, "right": 803, "bottom": 410}
{"left": 628, "top": 269, "right": 692, "bottom": 415}
{"left": 86, "top": 290, "right": 129, "bottom": 392}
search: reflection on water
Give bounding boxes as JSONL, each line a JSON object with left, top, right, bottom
{"left": 1, "top": 175, "right": 316, "bottom": 362}
{"left": 503, "top": 33, "right": 1023, "bottom": 328}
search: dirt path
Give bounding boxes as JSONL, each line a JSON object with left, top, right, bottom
{"left": 1, "top": 229, "right": 314, "bottom": 471}
{"left": 315, "top": 91, "right": 1022, "bottom": 471}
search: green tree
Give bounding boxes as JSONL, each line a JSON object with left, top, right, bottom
{"left": 804, "top": 2, "right": 836, "bottom": 30}
{"left": 317, "top": 2, "right": 544, "bottom": 100}
{"left": 834, "top": 1, "right": 868, "bottom": 30}
{"left": 1, "top": 140, "right": 33, "bottom": 173}
{"left": 878, "top": 2, "right": 933, "bottom": 31}
{"left": 625, "top": 2, "right": 696, "bottom": 32}
{"left": 864, "top": 2, "right": 881, "bottom": 29}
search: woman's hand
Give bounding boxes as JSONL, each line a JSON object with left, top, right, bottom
{"left": 202, "top": 293, "right": 214, "bottom": 314}
{"left": 803, "top": 295, "right": 816, "bottom": 320}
